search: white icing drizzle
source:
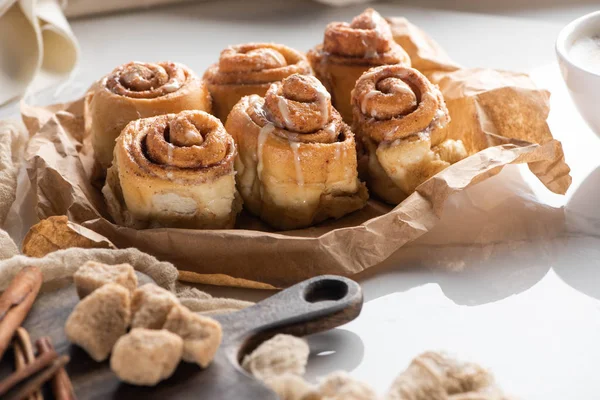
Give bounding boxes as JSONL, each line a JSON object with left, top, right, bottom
{"left": 314, "top": 83, "right": 331, "bottom": 124}
{"left": 363, "top": 12, "right": 382, "bottom": 58}
{"left": 384, "top": 126, "right": 400, "bottom": 142}
{"left": 364, "top": 38, "right": 378, "bottom": 59}
{"left": 287, "top": 132, "right": 300, "bottom": 142}
{"left": 162, "top": 79, "right": 180, "bottom": 93}
{"left": 381, "top": 120, "right": 433, "bottom": 149}
{"left": 185, "top": 129, "right": 201, "bottom": 142}
{"left": 333, "top": 143, "right": 342, "bottom": 165}
{"left": 433, "top": 108, "right": 447, "bottom": 129}
{"left": 369, "top": 10, "right": 382, "bottom": 29}
{"left": 277, "top": 97, "right": 293, "bottom": 127}
{"left": 324, "top": 123, "right": 337, "bottom": 136}
{"left": 252, "top": 99, "right": 267, "bottom": 120}
{"left": 167, "top": 144, "right": 174, "bottom": 163}
{"left": 361, "top": 90, "right": 379, "bottom": 115}
{"left": 166, "top": 144, "right": 174, "bottom": 180}
{"left": 257, "top": 123, "right": 275, "bottom": 189}
{"left": 359, "top": 69, "right": 380, "bottom": 82}
{"left": 289, "top": 142, "right": 304, "bottom": 186}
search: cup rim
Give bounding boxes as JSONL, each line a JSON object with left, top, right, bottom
{"left": 556, "top": 10, "right": 600, "bottom": 77}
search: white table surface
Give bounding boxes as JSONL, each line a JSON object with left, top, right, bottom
{"left": 3, "top": 1, "right": 600, "bottom": 398}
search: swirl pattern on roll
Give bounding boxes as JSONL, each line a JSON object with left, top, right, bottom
{"left": 106, "top": 62, "right": 190, "bottom": 99}
{"left": 252, "top": 74, "right": 344, "bottom": 143}
{"left": 205, "top": 43, "right": 311, "bottom": 85}
{"left": 351, "top": 65, "right": 468, "bottom": 204}
{"left": 87, "top": 61, "right": 211, "bottom": 173}
{"left": 124, "top": 111, "right": 235, "bottom": 181}
{"left": 225, "top": 73, "right": 368, "bottom": 230}
{"left": 352, "top": 64, "right": 448, "bottom": 144}
{"left": 203, "top": 43, "right": 312, "bottom": 122}
{"left": 103, "top": 110, "right": 240, "bottom": 229}
{"left": 323, "top": 8, "right": 403, "bottom": 61}
{"left": 307, "top": 9, "right": 410, "bottom": 123}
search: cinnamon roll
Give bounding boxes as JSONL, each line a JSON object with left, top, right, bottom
{"left": 226, "top": 74, "right": 368, "bottom": 230}
{"left": 351, "top": 65, "right": 468, "bottom": 204}
{"left": 102, "top": 110, "right": 240, "bottom": 229}
{"left": 203, "top": 43, "right": 312, "bottom": 122}
{"left": 87, "top": 61, "right": 211, "bottom": 172}
{"left": 307, "top": 8, "right": 411, "bottom": 123}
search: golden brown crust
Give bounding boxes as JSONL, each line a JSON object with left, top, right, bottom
{"left": 226, "top": 74, "right": 367, "bottom": 230}
{"left": 351, "top": 65, "right": 467, "bottom": 204}
{"left": 106, "top": 62, "right": 187, "bottom": 98}
{"left": 118, "top": 110, "right": 236, "bottom": 183}
{"left": 307, "top": 9, "right": 411, "bottom": 122}
{"left": 203, "top": 43, "right": 312, "bottom": 122}
{"left": 103, "top": 110, "right": 241, "bottom": 229}
{"left": 320, "top": 9, "right": 408, "bottom": 64}
{"left": 351, "top": 64, "right": 447, "bottom": 144}
{"left": 87, "top": 61, "right": 211, "bottom": 172}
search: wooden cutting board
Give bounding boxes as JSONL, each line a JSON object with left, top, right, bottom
{"left": 0, "top": 274, "right": 363, "bottom": 399}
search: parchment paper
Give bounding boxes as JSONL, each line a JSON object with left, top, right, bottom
{"left": 22, "top": 17, "right": 572, "bottom": 288}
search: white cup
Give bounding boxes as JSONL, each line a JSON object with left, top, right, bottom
{"left": 556, "top": 11, "right": 600, "bottom": 136}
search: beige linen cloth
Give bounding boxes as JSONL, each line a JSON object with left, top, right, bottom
{"left": 0, "top": 0, "right": 79, "bottom": 106}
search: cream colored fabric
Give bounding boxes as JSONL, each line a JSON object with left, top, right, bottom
{"left": 0, "top": 0, "right": 78, "bottom": 106}
{"left": 0, "top": 230, "right": 19, "bottom": 260}
{"left": 0, "top": 119, "right": 28, "bottom": 226}
{"left": 0, "top": 247, "right": 253, "bottom": 314}
{"left": 0, "top": 119, "right": 27, "bottom": 260}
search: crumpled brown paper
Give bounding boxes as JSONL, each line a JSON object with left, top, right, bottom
{"left": 22, "top": 215, "right": 115, "bottom": 258}
{"left": 21, "top": 17, "right": 571, "bottom": 288}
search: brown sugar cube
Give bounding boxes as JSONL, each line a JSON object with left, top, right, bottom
{"left": 74, "top": 261, "right": 138, "bottom": 299}
{"left": 110, "top": 328, "right": 183, "bottom": 386}
{"left": 318, "top": 372, "right": 377, "bottom": 400}
{"left": 263, "top": 374, "right": 321, "bottom": 400}
{"left": 131, "top": 283, "right": 180, "bottom": 329}
{"left": 65, "top": 283, "right": 131, "bottom": 361}
{"left": 242, "top": 334, "right": 310, "bottom": 381}
{"left": 163, "top": 304, "right": 222, "bottom": 367}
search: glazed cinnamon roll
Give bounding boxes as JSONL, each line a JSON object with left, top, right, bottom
{"left": 203, "top": 43, "right": 312, "bottom": 122}
{"left": 226, "top": 74, "right": 368, "bottom": 230}
{"left": 87, "top": 61, "right": 211, "bottom": 172}
{"left": 102, "top": 110, "right": 240, "bottom": 229}
{"left": 307, "top": 8, "right": 411, "bottom": 123}
{"left": 351, "top": 65, "right": 468, "bottom": 204}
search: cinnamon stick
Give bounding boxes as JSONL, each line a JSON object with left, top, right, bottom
{"left": 0, "top": 266, "right": 43, "bottom": 361}
{"left": 5, "top": 356, "right": 69, "bottom": 400}
{"left": 14, "top": 328, "right": 43, "bottom": 400}
{"left": 36, "top": 337, "right": 76, "bottom": 400}
{"left": 0, "top": 349, "right": 57, "bottom": 396}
